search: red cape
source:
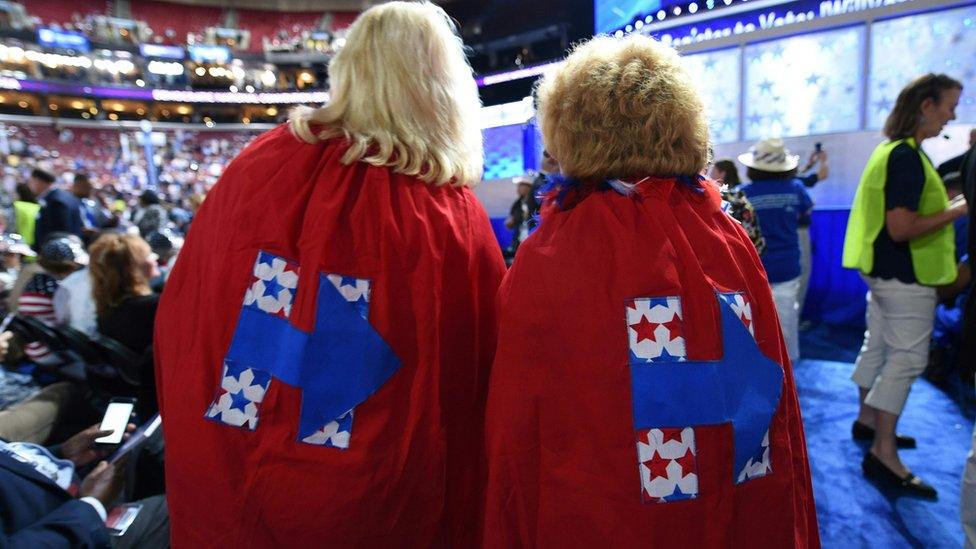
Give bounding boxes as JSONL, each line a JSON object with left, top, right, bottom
{"left": 156, "top": 126, "right": 505, "bottom": 547}
{"left": 483, "top": 178, "right": 819, "bottom": 547}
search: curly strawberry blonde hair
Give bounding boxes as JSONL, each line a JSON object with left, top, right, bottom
{"left": 89, "top": 233, "right": 153, "bottom": 318}
{"left": 535, "top": 34, "right": 710, "bottom": 180}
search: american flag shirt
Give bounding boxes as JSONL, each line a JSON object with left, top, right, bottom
{"left": 18, "top": 273, "right": 60, "bottom": 364}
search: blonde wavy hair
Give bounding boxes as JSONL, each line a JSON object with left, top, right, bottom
{"left": 289, "top": 1, "right": 483, "bottom": 187}
{"left": 535, "top": 34, "right": 710, "bottom": 180}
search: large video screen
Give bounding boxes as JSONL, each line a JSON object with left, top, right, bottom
{"left": 683, "top": 47, "right": 741, "bottom": 144}
{"left": 743, "top": 25, "right": 864, "bottom": 141}
{"left": 595, "top": 0, "right": 667, "bottom": 34}
{"left": 868, "top": 4, "right": 976, "bottom": 129}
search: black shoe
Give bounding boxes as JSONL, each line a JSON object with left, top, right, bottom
{"left": 862, "top": 452, "right": 937, "bottom": 499}
{"left": 851, "top": 421, "right": 917, "bottom": 449}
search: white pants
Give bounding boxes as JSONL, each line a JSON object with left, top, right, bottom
{"left": 964, "top": 404, "right": 976, "bottom": 549}
{"left": 850, "top": 276, "right": 937, "bottom": 416}
{"left": 771, "top": 277, "right": 801, "bottom": 364}
{"left": 798, "top": 227, "right": 812, "bottom": 316}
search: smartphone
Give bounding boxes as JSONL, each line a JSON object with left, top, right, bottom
{"left": 94, "top": 398, "right": 137, "bottom": 446}
{"left": 814, "top": 142, "right": 823, "bottom": 152}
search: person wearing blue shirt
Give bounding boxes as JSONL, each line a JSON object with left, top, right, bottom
{"left": 736, "top": 138, "right": 814, "bottom": 364}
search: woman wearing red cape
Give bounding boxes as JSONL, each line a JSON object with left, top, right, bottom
{"left": 155, "top": 3, "right": 505, "bottom": 546}
{"left": 483, "top": 34, "right": 820, "bottom": 547}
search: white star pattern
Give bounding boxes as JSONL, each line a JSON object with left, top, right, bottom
{"left": 204, "top": 363, "right": 271, "bottom": 430}
{"left": 637, "top": 427, "right": 699, "bottom": 503}
{"left": 301, "top": 409, "right": 354, "bottom": 449}
{"left": 737, "top": 429, "right": 772, "bottom": 483}
{"left": 243, "top": 252, "right": 299, "bottom": 318}
{"left": 626, "top": 297, "right": 686, "bottom": 363}
{"left": 719, "top": 291, "right": 755, "bottom": 337}
{"left": 325, "top": 274, "right": 370, "bottom": 306}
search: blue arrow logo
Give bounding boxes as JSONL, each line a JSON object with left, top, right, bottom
{"left": 224, "top": 272, "right": 401, "bottom": 439}
{"left": 630, "top": 295, "right": 784, "bottom": 482}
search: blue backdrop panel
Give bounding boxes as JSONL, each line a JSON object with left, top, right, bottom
{"left": 804, "top": 209, "right": 867, "bottom": 328}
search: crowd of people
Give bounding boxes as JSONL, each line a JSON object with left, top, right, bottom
{"left": 0, "top": 0, "right": 974, "bottom": 547}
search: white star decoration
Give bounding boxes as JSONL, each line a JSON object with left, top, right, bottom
{"left": 626, "top": 297, "right": 686, "bottom": 362}
{"left": 301, "top": 410, "right": 354, "bottom": 449}
{"left": 737, "top": 429, "right": 772, "bottom": 483}
{"left": 244, "top": 255, "right": 299, "bottom": 317}
{"left": 325, "top": 274, "right": 370, "bottom": 304}
{"left": 637, "top": 427, "right": 699, "bottom": 503}
{"left": 205, "top": 365, "right": 269, "bottom": 430}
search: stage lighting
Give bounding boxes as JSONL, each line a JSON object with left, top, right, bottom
{"left": 626, "top": 24, "right": 633, "bottom": 32}
{"left": 645, "top": 15, "right": 653, "bottom": 23}
{"left": 689, "top": 3, "right": 698, "bottom": 13}
{"left": 657, "top": 10, "right": 666, "bottom": 20}
{"left": 615, "top": 30, "right": 624, "bottom": 37}
{"left": 635, "top": 20, "right": 644, "bottom": 30}
{"left": 673, "top": 6, "right": 682, "bottom": 15}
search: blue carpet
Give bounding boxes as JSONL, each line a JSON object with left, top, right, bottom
{"left": 797, "top": 327, "right": 973, "bottom": 548}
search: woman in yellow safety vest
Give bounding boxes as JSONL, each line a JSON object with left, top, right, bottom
{"left": 843, "top": 73, "right": 968, "bottom": 498}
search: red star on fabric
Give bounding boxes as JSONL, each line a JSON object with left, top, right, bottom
{"left": 675, "top": 448, "right": 697, "bottom": 478}
{"left": 630, "top": 316, "right": 658, "bottom": 344}
{"left": 659, "top": 428, "right": 684, "bottom": 444}
{"left": 646, "top": 450, "right": 672, "bottom": 480}
{"left": 662, "top": 313, "right": 682, "bottom": 341}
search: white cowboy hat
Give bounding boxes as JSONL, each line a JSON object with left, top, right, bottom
{"left": 737, "top": 138, "right": 799, "bottom": 172}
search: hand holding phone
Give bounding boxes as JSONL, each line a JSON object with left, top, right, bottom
{"left": 94, "top": 398, "right": 137, "bottom": 447}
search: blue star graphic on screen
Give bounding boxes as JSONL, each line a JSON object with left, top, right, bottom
{"left": 227, "top": 387, "right": 252, "bottom": 414}
{"left": 747, "top": 113, "right": 763, "bottom": 127}
{"left": 805, "top": 74, "right": 821, "bottom": 86}
{"left": 758, "top": 79, "right": 774, "bottom": 94}
{"left": 629, "top": 296, "right": 784, "bottom": 483}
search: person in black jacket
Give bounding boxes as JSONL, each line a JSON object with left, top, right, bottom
{"left": 29, "top": 168, "right": 85, "bottom": 246}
